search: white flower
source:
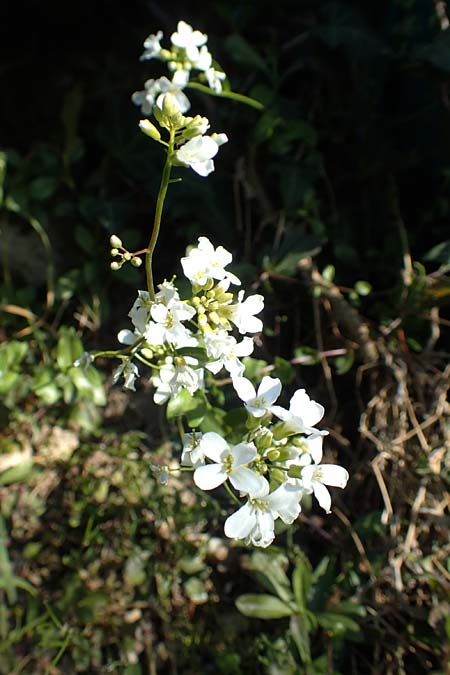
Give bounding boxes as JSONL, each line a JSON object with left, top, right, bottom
{"left": 175, "top": 134, "right": 228, "bottom": 177}
{"left": 193, "top": 432, "right": 267, "bottom": 495}
{"left": 204, "top": 331, "right": 254, "bottom": 378}
{"left": 300, "top": 463, "right": 349, "bottom": 514}
{"left": 228, "top": 291, "right": 264, "bottom": 334}
{"left": 233, "top": 376, "right": 282, "bottom": 417}
{"left": 144, "top": 281, "right": 197, "bottom": 349}
{"left": 192, "top": 45, "right": 212, "bottom": 71}
{"left": 224, "top": 482, "right": 301, "bottom": 548}
{"left": 113, "top": 360, "right": 139, "bottom": 391}
{"left": 140, "top": 30, "right": 163, "bottom": 61}
{"left": 170, "top": 21, "right": 208, "bottom": 61}
{"left": 132, "top": 75, "right": 190, "bottom": 115}
{"left": 145, "top": 302, "right": 196, "bottom": 349}
{"left": 181, "top": 236, "right": 240, "bottom": 286}
{"left": 128, "top": 290, "right": 152, "bottom": 334}
{"left": 271, "top": 388, "right": 327, "bottom": 436}
{"left": 152, "top": 356, "right": 204, "bottom": 405}
{"left": 206, "top": 67, "right": 226, "bottom": 93}
{"left": 181, "top": 432, "right": 205, "bottom": 467}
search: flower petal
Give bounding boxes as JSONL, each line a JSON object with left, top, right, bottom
{"left": 258, "top": 376, "right": 282, "bottom": 405}
{"left": 232, "top": 376, "right": 256, "bottom": 403}
{"left": 312, "top": 481, "right": 332, "bottom": 513}
{"left": 198, "top": 432, "right": 229, "bottom": 462}
{"left": 224, "top": 502, "right": 255, "bottom": 539}
{"left": 230, "top": 467, "right": 268, "bottom": 496}
{"left": 231, "top": 442, "right": 257, "bottom": 466}
{"left": 193, "top": 464, "right": 227, "bottom": 490}
{"left": 317, "top": 464, "right": 349, "bottom": 488}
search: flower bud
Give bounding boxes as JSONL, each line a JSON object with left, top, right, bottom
{"left": 266, "top": 449, "right": 280, "bottom": 462}
{"left": 287, "top": 465, "right": 302, "bottom": 479}
{"left": 110, "top": 234, "right": 122, "bottom": 248}
{"left": 123, "top": 252, "right": 132, "bottom": 261}
{"left": 110, "top": 261, "right": 121, "bottom": 271}
{"left": 209, "top": 311, "right": 220, "bottom": 325}
{"left": 162, "top": 93, "right": 177, "bottom": 117}
{"left": 141, "top": 347, "right": 153, "bottom": 360}
{"left": 131, "top": 256, "right": 142, "bottom": 267}
{"left": 110, "top": 248, "right": 119, "bottom": 256}
{"left": 139, "top": 119, "right": 161, "bottom": 141}
{"left": 270, "top": 468, "right": 286, "bottom": 485}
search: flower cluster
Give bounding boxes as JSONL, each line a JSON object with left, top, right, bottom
{"left": 182, "top": 378, "right": 349, "bottom": 548}
{"left": 104, "top": 21, "right": 349, "bottom": 550}
{"left": 113, "top": 236, "right": 348, "bottom": 547}
{"left": 114, "top": 237, "right": 264, "bottom": 403}
{"left": 132, "top": 20, "right": 226, "bottom": 116}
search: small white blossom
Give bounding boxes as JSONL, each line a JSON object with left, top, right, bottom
{"left": 228, "top": 290, "right": 264, "bottom": 334}
{"left": 140, "top": 30, "right": 163, "bottom": 61}
{"left": 233, "top": 376, "right": 282, "bottom": 417}
{"left": 204, "top": 331, "right": 254, "bottom": 378}
{"left": 181, "top": 432, "right": 205, "bottom": 467}
{"left": 224, "top": 482, "right": 301, "bottom": 548}
{"left": 152, "top": 356, "right": 204, "bottom": 405}
{"left": 271, "top": 388, "right": 327, "bottom": 436}
{"left": 193, "top": 432, "right": 268, "bottom": 495}
{"left": 206, "top": 67, "right": 226, "bottom": 93}
{"left": 300, "top": 463, "right": 349, "bottom": 514}
{"left": 192, "top": 45, "right": 212, "bottom": 71}
{"left": 132, "top": 74, "right": 190, "bottom": 115}
{"left": 113, "top": 360, "right": 139, "bottom": 391}
{"left": 181, "top": 236, "right": 240, "bottom": 286}
{"left": 170, "top": 21, "right": 208, "bottom": 61}
{"left": 175, "top": 134, "right": 228, "bottom": 177}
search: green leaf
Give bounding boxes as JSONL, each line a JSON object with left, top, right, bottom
{"left": 289, "top": 613, "right": 311, "bottom": 664}
{"left": 29, "top": 176, "right": 58, "bottom": 201}
{"left": 317, "top": 611, "right": 361, "bottom": 637}
{"left": 334, "top": 349, "right": 354, "bottom": 375}
{"left": 292, "top": 557, "right": 312, "bottom": 611}
{"left": 225, "top": 34, "right": 270, "bottom": 75}
{"left": 56, "top": 328, "right": 84, "bottom": 370}
{"left": 0, "top": 459, "right": 34, "bottom": 486}
{"left": 244, "top": 552, "right": 293, "bottom": 603}
{"left": 167, "top": 389, "right": 207, "bottom": 427}
{"left": 273, "top": 356, "right": 295, "bottom": 384}
{"left": 423, "top": 240, "right": 450, "bottom": 264}
{"left": 236, "top": 594, "right": 294, "bottom": 619}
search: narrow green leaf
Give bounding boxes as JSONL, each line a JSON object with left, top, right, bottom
{"left": 236, "top": 594, "right": 294, "bottom": 619}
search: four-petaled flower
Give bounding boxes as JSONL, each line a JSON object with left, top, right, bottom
{"left": 175, "top": 133, "right": 228, "bottom": 177}
{"left": 193, "top": 432, "right": 268, "bottom": 495}
{"left": 300, "top": 463, "right": 349, "bottom": 514}
{"left": 181, "top": 236, "right": 240, "bottom": 286}
{"left": 224, "top": 482, "right": 302, "bottom": 548}
{"left": 271, "top": 388, "right": 328, "bottom": 436}
{"left": 170, "top": 20, "right": 208, "bottom": 61}
{"left": 233, "top": 375, "right": 282, "bottom": 417}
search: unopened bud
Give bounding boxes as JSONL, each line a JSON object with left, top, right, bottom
{"left": 123, "top": 252, "right": 132, "bottom": 261}
{"left": 209, "top": 311, "right": 220, "bottom": 325}
{"left": 266, "top": 449, "right": 280, "bottom": 462}
{"left": 162, "top": 93, "right": 179, "bottom": 118}
{"left": 110, "top": 248, "right": 119, "bottom": 256}
{"left": 287, "top": 465, "right": 302, "bottom": 479}
{"left": 110, "top": 261, "right": 121, "bottom": 271}
{"left": 139, "top": 119, "right": 161, "bottom": 141}
{"left": 131, "top": 256, "right": 142, "bottom": 267}
{"left": 110, "top": 234, "right": 122, "bottom": 248}
{"left": 270, "top": 468, "right": 286, "bottom": 485}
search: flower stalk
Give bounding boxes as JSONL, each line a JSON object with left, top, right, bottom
{"left": 146, "top": 129, "right": 174, "bottom": 299}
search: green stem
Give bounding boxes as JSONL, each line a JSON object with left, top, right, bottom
{"left": 223, "top": 481, "right": 242, "bottom": 506}
{"left": 186, "top": 81, "right": 264, "bottom": 110}
{"left": 146, "top": 129, "right": 174, "bottom": 299}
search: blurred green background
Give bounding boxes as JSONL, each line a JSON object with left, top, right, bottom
{"left": 0, "top": 1, "right": 449, "bottom": 673}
